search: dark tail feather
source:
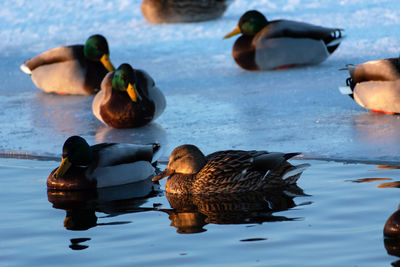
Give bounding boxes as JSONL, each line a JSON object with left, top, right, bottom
{"left": 283, "top": 152, "right": 301, "bottom": 160}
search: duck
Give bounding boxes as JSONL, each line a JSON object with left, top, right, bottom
{"left": 141, "top": 0, "right": 232, "bottom": 24}
{"left": 21, "top": 34, "right": 115, "bottom": 95}
{"left": 223, "top": 10, "right": 344, "bottom": 70}
{"left": 339, "top": 58, "right": 400, "bottom": 114}
{"left": 47, "top": 136, "right": 161, "bottom": 190}
{"left": 92, "top": 63, "right": 166, "bottom": 128}
{"left": 152, "top": 144, "right": 309, "bottom": 194}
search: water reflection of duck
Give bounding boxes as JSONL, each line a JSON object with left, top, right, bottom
{"left": 153, "top": 144, "right": 309, "bottom": 194}
{"left": 162, "top": 187, "right": 309, "bottom": 234}
{"left": 47, "top": 179, "right": 160, "bottom": 232}
{"left": 141, "top": 0, "right": 232, "bottom": 24}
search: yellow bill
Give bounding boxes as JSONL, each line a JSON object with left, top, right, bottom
{"left": 100, "top": 54, "right": 115, "bottom": 71}
{"left": 223, "top": 25, "right": 241, "bottom": 39}
{"left": 53, "top": 157, "right": 72, "bottom": 178}
{"left": 127, "top": 83, "right": 142, "bottom": 102}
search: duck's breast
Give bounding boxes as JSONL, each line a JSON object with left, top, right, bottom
{"left": 254, "top": 37, "right": 329, "bottom": 69}
{"left": 354, "top": 80, "right": 400, "bottom": 113}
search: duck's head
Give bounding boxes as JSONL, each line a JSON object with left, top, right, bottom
{"left": 84, "top": 34, "right": 115, "bottom": 71}
{"left": 152, "top": 145, "right": 207, "bottom": 182}
{"left": 112, "top": 63, "right": 143, "bottom": 103}
{"left": 53, "top": 136, "right": 93, "bottom": 178}
{"left": 224, "top": 10, "right": 268, "bottom": 39}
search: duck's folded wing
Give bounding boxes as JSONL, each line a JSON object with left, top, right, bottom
{"left": 21, "top": 45, "right": 83, "bottom": 73}
{"left": 91, "top": 143, "right": 160, "bottom": 168}
{"left": 257, "top": 20, "right": 343, "bottom": 42}
{"left": 348, "top": 58, "right": 400, "bottom": 83}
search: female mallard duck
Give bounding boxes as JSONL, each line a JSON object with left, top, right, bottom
{"left": 339, "top": 58, "right": 400, "bottom": 114}
{"left": 223, "top": 10, "right": 344, "bottom": 70}
{"left": 152, "top": 144, "right": 309, "bottom": 194}
{"left": 92, "top": 63, "right": 166, "bottom": 128}
{"left": 47, "top": 136, "right": 161, "bottom": 190}
{"left": 21, "top": 34, "right": 115, "bottom": 95}
{"left": 141, "top": 0, "right": 232, "bottom": 24}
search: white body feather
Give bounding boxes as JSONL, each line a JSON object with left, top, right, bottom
{"left": 254, "top": 37, "right": 329, "bottom": 69}
{"left": 343, "top": 59, "right": 400, "bottom": 113}
{"left": 21, "top": 46, "right": 92, "bottom": 95}
{"left": 85, "top": 143, "right": 159, "bottom": 188}
{"left": 252, "top": 20, "right": 342, "bottom": 69}
{"left": 87, "top": 161, "right": 155, "bottom": 188}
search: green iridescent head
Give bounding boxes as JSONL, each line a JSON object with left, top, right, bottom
{"left": 224, "top": 10, "right": 268, "bottom": 39}
{"left": 84, "top": 34, "right": 114, "bottom": 71}
{"left": 112, "top": 63, "right": 142, "bottom": 102}
{"left": 238, "top": 10, "right": 268, "bottom": 36}
{"left": 53, "top": 136, "right": 93, "bottom": 178}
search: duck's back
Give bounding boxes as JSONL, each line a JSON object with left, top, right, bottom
{"left": 192, "top": 150, "right": 268, "bottom": 194}
{"left": 141, "top": 0, "right": 230, "bottom": 23}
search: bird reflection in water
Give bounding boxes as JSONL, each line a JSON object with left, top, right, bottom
{"left": 348, "top": 164, "right": 400, "bottom": 188}
{"left": 159, "top": 185, "right": 310, "bottom": 234}
{"left": 47, "top": 179, "right": 160, "bottom": 250}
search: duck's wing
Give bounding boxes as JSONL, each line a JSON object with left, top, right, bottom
{"left": 91, "top": 142, "right": 160, "bottom": 167}
{"left": 194, "top": 151, "right": 303, "bottom": 193}
{"left": 347, "top": 58, "right": 400, "bottom": 83}
{"left": 258, "top": 20, "right": 343, "bottom": 43}
{"left": 87, "top": 143, "right": 161, "bottom": 187}
{"left": 135, "top": 69, "right": 166, "bottom": 120}
{"left": 20, "top": 45, "right": 83, "bottom": 74}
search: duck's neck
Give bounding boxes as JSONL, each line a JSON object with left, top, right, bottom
{"left": 232, "top": 35, "right": 260, "bottom": 71}
{"left": 165, "top": 173, "right": 197, "bottom": 194}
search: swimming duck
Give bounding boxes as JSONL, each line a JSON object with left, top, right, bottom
{"left": 21, "top": 34, "right": 115, "bottom": 95}
{"left": 223, "top": 10, "right": 343, "bottom": 70}
{"left": 339, "top": 58, "right": 400, "bottom": 114}
{"left": 92, "top": 63, "right": 166, "bottom": 128}
{"left": 141, "top": 0, "right": 232, "bottom": 24}
{"left": 47, "top": 136, "right": 161, "bottom": 190}
{"left": 152, "top": 144, "right": 309, "bottom": 194}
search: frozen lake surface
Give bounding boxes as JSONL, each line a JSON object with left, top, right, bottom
{"left": 1, "top": 0, "right": 400, "bottom": 162}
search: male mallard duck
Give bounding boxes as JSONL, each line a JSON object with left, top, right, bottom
{"left": 92, "top": 63, "right": 166, "bottom": 128}
{"left": 152, "top": 144, "right": 309, "bottom": 194}
{"left": 339, "top": 58, "right": 400, "bottom": 114}
{"left": 21, "top": 34, "right": 115, "bottom": 95}
{"left": 141, "top": 0, "right": 232, "bottom": 24}
{"left": 223, "top": 10, "right": 343, "bottom": 70}
{"left": 47, "top": 136, "right": 160, "bottom": 190}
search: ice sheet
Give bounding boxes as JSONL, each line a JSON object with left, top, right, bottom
{"left": 1, "top": 0, "right": 400, "bottom": 163}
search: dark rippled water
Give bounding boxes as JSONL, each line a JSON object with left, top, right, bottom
{"left": 1, "top": 157, "right": 400, "bottom": 266}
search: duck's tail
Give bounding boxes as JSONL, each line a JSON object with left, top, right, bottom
{"left": 325, "top": 29, "right": 345, "bottom": 54}
{"left": 282, "top": 163, "right": 311, "bottom": 184}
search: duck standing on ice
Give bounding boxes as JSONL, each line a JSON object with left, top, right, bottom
{"left": 339, "top": 57, "right": 400, "bottom": 114}
{"left": 224, "top": 10, "right": 344, "bottom": 70}
{"left": 92, "top": 63, "right": 166, "bottom": 128}
{"left": 21, "top": 34, "right": 114, "bottom": 95}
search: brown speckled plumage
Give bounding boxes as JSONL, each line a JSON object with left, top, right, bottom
{"left": 141, "top": 0, "right": 231, "bottom": 24}
{"left": 154, "top": 145, "right": 307, "bottom": 194}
